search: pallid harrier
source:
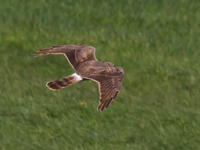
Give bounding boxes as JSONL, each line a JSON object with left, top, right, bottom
{"left": 34, "top": 45, "right": 124, "bottom": 111}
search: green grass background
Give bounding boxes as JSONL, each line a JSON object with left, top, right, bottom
{"left": 1, "top": 0, "right": 200, "bottom": 149}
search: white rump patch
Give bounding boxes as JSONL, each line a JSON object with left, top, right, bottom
{"left": 72, "top": 73, "right": 82, "bottom": 81}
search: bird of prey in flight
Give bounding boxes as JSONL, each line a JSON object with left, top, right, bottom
{"left": 34, "top": 45, "right": 124, "bottom": 111}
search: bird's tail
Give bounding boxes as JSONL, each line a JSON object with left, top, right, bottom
{"left": 46, "top": 73, "right": 82, "bottom": 90}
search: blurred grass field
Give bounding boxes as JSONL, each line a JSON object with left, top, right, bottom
{"left": 0, "top": 0, "right": 200, "bottom": 149}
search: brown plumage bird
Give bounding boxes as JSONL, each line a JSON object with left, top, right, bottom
{"left": 34, "top": 45, "right": 124, "bottom": 111}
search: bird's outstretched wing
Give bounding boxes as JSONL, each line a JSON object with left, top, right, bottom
{"left": 34, "top": 45, "right": 97, "bottom": 70}
{"left": 82, "top": 67, "right": 124, "bottom": 111}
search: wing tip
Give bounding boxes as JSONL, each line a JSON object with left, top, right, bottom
{"left": 33, "top": 53, "right": 42, "bottom": 57}
{"left": 97, "top": 98, "right": 113, "bottom": 111}
{"left": 33, "top": 46, "right": 65, "bottom": 57}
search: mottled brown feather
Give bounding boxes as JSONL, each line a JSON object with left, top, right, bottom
{"left": 34, "top": 45, "right": 97, "bottom": 70}
{"left": 80, "top": 67, "right": 124, "bottom": 111}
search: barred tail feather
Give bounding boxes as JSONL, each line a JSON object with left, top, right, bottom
{"left": 46, "top": 73, "right": 82, "bottom": 90}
